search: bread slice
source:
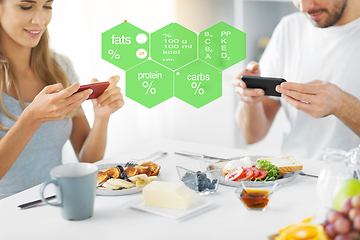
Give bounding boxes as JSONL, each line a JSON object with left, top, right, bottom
{"left": 211, "top": 161, "right": 230, "bottom": 177}
{"left": 261, "top": 156, "right": 303, "bottom": 175}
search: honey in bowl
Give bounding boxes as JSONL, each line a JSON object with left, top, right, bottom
{"left": 240, "top": 189, "right": 270, "bottom": 209}
{"left": 235, "top": 182, "right": 278, "bottom": 211}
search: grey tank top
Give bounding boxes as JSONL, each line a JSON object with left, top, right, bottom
{"left": 0, "top": 55, "right": 77, "bottom": 199}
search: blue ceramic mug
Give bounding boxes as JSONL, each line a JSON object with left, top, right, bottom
{"left": 40, "top": 163, "right": 98, "bottom": 220}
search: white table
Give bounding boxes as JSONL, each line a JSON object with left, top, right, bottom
{"left": 0, "top": 138, "right": 327, "bottom": 240}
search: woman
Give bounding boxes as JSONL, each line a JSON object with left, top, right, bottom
{"left": 0, "top": 0, "right": 124, "bottom": 199}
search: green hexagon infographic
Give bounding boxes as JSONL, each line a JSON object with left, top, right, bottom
{"left": 102, "top": 21, "right": 149, "bottom": 71}
{"left": 151, "top": 23, "right": 197, "bottom": 70}
{"left": 102, "top": 21, "right": 246, "bottom": 108}
{"left": 199, "top": 21, "right": 246, "bottom": 70}
{"left": 174, "top": 60, "right": 222, "bottom": 108}
{"left": 126, "top": 60, "right": 173, "bottom": 108}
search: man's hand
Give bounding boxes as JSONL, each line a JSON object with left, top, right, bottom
{"left": 232, "top": 61, "right": 267, "bottom": 104}
{"left": 275, "top": 80, "right": 344, "bottom": 118}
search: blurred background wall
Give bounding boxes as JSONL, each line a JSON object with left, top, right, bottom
{"left": 48, "top": 0, "right": 297, "bottom": 162}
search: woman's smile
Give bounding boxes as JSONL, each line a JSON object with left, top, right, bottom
{"left": 24, "top": 29, "right": 42, "bottom": 38}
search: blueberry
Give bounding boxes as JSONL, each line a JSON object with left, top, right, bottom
{"left": 204, "top": 180, "right": 209, "bottom": 189}
{"left": 212, "top": 179, "right": 218, "bottom": 185}
{"left": 116, "top": 165, "right": 124, "bottom": 173}
{"left": 199, "top": 182, "right": 209, "bottom": 192}
{"left": 198, "top": 180, "right": 206, "bottom": 191}
{"left": 208, "top": 183, "right": 216, "bottom": 190}
{"left": 120, "top": 172, "right": 127, "bottom": 179}
{"left": 197, "top": 173, "right": 206, "bottom": 182}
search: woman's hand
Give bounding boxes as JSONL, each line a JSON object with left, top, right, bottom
{"left": 232, "top": 61, "right": 267, "bottom": 105}
{"left": 91, "top": 75, "right": 124, "bottom": 118}
{"left": 28, "top": 82, "right": 91, "bottom": 123}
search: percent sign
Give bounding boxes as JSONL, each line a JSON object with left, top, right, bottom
{"left": 163, "top": 33, "right": 171, "bottom": 38}
{"left": 108, "top": 49, "right": 120, "bottom": 59}
{"left": 143, "top": 81, "right": 156, "bottom": 94}
{"left": 191, "top": 82, "right": 204, "bottom": 95}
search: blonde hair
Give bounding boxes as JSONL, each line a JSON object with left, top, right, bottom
{"left": 0, "top": 29, "right": 74, "bottom": 130}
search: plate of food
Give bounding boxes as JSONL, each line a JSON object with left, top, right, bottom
{"left": 213, "top": 156, "right": 303, "bottom": 187}
{"left": 96, "top": 161, "right": 161, "bottom": 196}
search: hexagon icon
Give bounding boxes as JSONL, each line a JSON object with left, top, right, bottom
{"left": 199, "top": 21, "right": 246, "bottom": 70}
{"left": 126, "top": 60, "right": 173, "bottom": 108}
{"left": 151, "top": 23, "right": 197, "bottom": 70}
{"left": 174, "top": 60, "right": 222, "bottom": 108}
{"left": 102, "top": 21, "right": 149, "bottom": 71}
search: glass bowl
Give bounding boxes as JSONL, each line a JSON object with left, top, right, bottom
{"left": 176, "top": 160, "right": 222, "bottom": 196}
{"left": 235, "top": 181, "right": 278, "bottom": 211}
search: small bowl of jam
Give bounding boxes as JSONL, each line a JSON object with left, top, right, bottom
{"left": 235, "top": 181, "right": 278, "bottom": 211}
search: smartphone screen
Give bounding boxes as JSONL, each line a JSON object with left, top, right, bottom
{"left": 241, "top": 75, "right": 286, "bottom": 97}
{"left": 75, "top": 82, "right": 110, "bottom": 99}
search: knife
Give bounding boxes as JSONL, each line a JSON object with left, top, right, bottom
{"left": 18, "top": 195, "right": 56, "bottom": 210}
{"left": 280, "top": 171, "right": 318, "bottom": 179}
{"left": 174, "top": 151, "right": 233, "bottom": 161}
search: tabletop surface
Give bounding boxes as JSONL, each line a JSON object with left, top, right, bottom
{"left": 0, "top": 138, "right": 327, "bottom": 240}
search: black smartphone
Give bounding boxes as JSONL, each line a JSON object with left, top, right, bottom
{"left": 241, "top": 75, "right": 286, "bottom": 97}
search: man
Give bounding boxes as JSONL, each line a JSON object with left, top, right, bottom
{"left": 232, "top": 0, "right": 360, "bottom": 160}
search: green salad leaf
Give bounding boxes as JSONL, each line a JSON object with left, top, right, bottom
{"left": 255, "top": 159, "right": 280, "bottom": 181}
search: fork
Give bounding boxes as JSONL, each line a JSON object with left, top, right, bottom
{"left": 124, "top": 151, "right": 167, "bottom": 167}
{"left": 299, "top": 171, "right": 318, "bottom": 178}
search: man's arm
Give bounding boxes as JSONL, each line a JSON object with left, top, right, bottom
{"left": 235, "top": 98, "right": 281, "bottom": 144}
{"left": 276, "top": 80, "right": 360, "bottom": 136}
{"left": 232, "top": 61, "right": 282, "bottom": 144}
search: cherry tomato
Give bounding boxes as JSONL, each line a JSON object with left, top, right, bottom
{"left": 257, "top": 169, "right": 268, "bottom": 180}
{"left": 238, "top": 168, "right": 254, "bottom": 181}
{"left": 251, "top": 167, "right": 260, "bottom": 180}
{"left": 225, "top": 166, "right": 245, "bottom": 181}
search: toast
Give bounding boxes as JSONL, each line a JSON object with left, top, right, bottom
{"left": 211, "top": 161, "right": 229, "bottom": 177}
{"left": 261, "top": 156, "right": 303, "bottom": 175}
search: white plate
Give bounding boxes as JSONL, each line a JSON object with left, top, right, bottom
{"left": 124, "top": 197, "right": 214, "bottom": 220}
{"left": 218, "top": 156, "right": 298, "bottom": 187}
{"left": 96, "top": 163, "right": 161, "bottom": 196}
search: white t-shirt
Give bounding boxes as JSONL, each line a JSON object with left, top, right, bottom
{"left": 259, "top": 12, "right": 360, "bottom": 160}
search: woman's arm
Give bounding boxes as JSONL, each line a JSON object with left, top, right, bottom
{"left": 0, "top": 107, "right": 42, "bottom": 179}
{"left": 0, "top": 83, "right": 90, "bottom": 179}
{"left": 69, "top": 114, "right": 108, "bottom": 163}
{"left": 70, "top": 76, "right": 124, "bottom": 163}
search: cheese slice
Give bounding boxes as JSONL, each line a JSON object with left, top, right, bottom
{"left": 143, "top": 181, "right": 196, "bottom": 210}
